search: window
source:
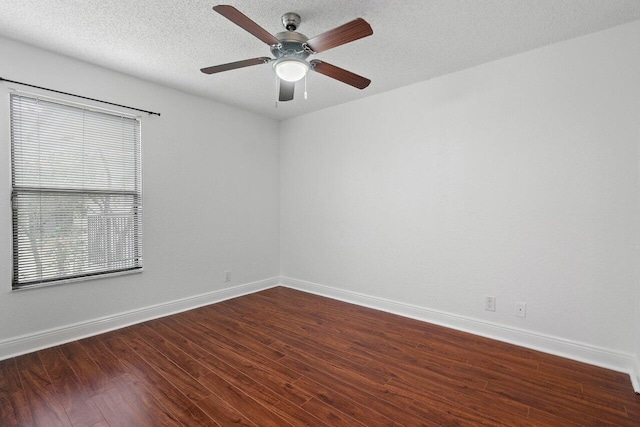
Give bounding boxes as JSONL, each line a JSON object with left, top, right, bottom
{"left": 11, "top": 93, "right": 143, "bottom": 289}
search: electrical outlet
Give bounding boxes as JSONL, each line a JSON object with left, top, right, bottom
{"left": 224, "top": 270, "right": 231, "bottom": 282}
{"left": 485, "top": 296, "right": 496, "bottom": 312}
{"left": 516, "top": 302, "right": 526, "bottom": 317}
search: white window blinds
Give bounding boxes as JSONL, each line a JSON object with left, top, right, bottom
{"left": 11, "top": 93, "right": 143, "bottom": 289}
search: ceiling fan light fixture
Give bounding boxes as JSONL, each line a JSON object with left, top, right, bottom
{"left": 274, "top": 58, "right": 309, "bottom": 82}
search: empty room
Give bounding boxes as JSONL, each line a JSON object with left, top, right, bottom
{"left": 1, "top": 0, "right": 640, "bottom": 425}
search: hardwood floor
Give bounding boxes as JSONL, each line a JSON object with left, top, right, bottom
{"left": 1, "top": 287, "right": 639, "bottom": 426}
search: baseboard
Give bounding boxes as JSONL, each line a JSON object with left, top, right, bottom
{"left": 632, "top": 357, "right": 640, "bottom": 393}
{"left": 280, "top": 276, "right": 638, "bottom": 387}
{"left": 0, "top": 277, "right": 279, "bottom": 361}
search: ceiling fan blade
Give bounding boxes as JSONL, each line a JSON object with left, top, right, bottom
{"left": 279, "top": 80, "right": 295, "bottom": 101}
{"left": 310, "top": 60, "right": 371, "bottom": 89}
{"left": 305, "top": 18, "right": 372, "bottom": 53}
{"left": 200, "top": 57, "right": 271, "bottom": 74}
{"left": 213, "top": 5, "right": 280, "bottom": 46}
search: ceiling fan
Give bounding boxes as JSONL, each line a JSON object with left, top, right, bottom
{"left": 201, "top": 5, "right": 373, "bottom": 102}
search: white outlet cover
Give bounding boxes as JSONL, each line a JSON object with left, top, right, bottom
{"left": 485, "top": 296, "right": 496, "bottom": 312}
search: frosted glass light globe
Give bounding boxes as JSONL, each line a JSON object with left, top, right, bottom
{"left": 274, "top": 59, "right": 309, "bottom": 82}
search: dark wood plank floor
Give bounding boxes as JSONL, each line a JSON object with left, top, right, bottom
{"left": 1, "top": 287, "right": 639, "bottom": 426}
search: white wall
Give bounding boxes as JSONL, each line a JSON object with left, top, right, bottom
{"left": 0, "top": 37, "right": 280, "bottom": 350}
{"left": 280, "top": 21, "right": 640, "bottom": 362}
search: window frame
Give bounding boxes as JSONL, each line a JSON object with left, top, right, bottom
{"left": 9, "top": 91, "right": 144, "bottom": 290}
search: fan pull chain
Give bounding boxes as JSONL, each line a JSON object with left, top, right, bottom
{"left": 304, "top": 74, "right": 308, "bottom": 100}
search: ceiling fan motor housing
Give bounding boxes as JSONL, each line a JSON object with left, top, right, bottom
{"left": 271, "top": 31, "right": 310, "bottom": 60}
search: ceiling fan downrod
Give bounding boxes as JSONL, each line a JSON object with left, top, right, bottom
{"left": 281, "top": 12, "right": 301, "bottom": 32}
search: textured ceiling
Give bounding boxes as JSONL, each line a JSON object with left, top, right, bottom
{"left": 1, "top": 1, "right": 640, "bottom": 120}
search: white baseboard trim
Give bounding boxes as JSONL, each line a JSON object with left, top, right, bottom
{"left": 0, "top": 277, "right": 279, "bottom": 361}
{"left": 632, "top": 357, "right": 640, "bottom": 394}
{"left": 280, "top": 276, "right": 638, "bottom": 390}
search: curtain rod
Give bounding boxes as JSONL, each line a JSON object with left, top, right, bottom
{"left": 0, "top": 77, "right": 161, "bottom": 117}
